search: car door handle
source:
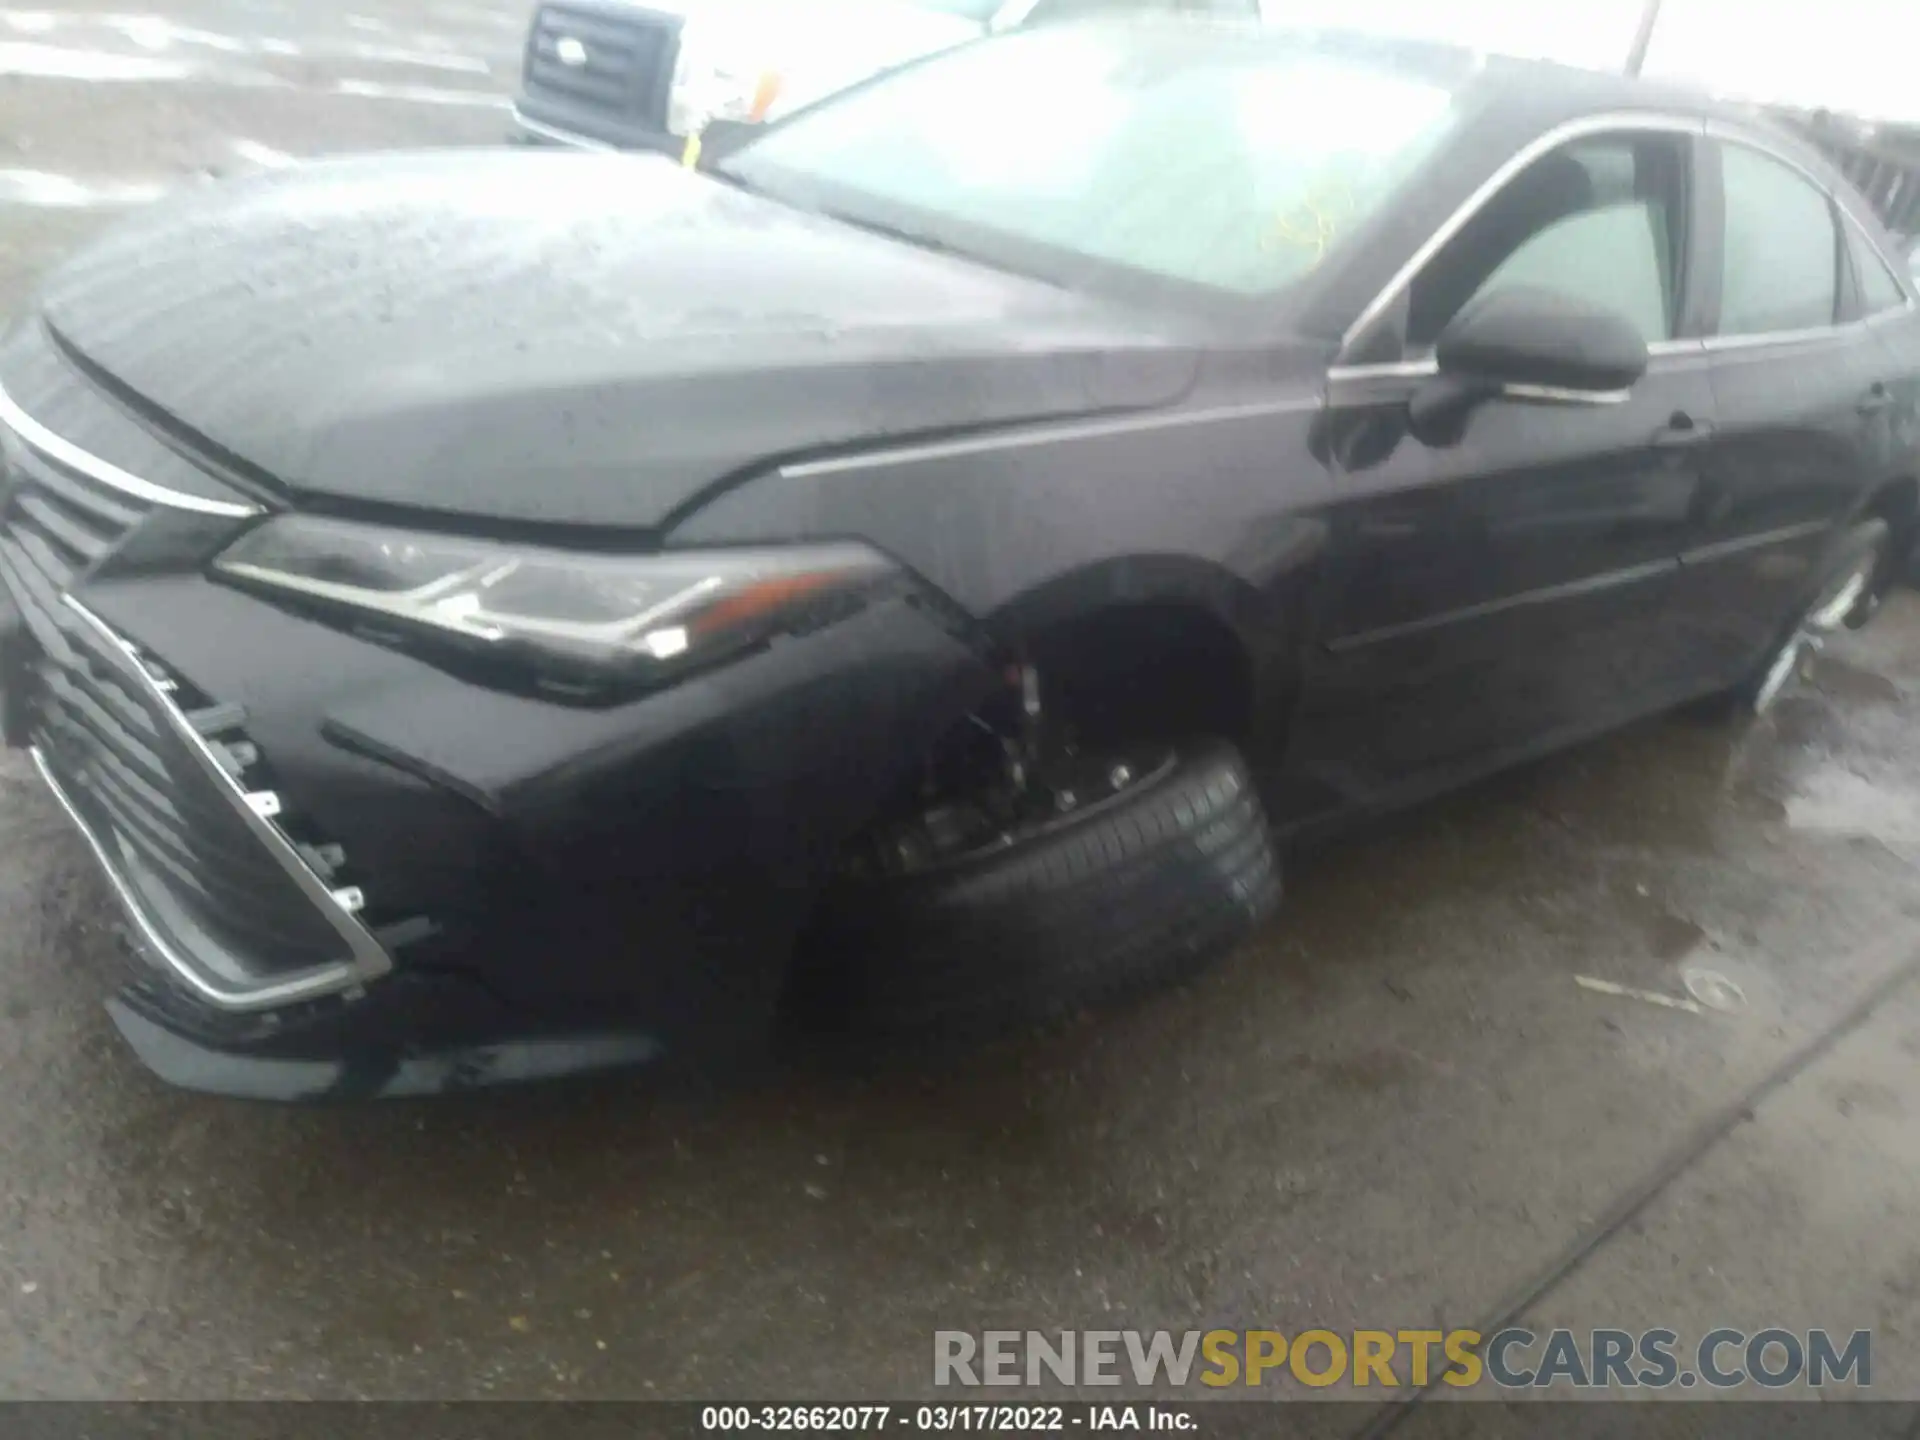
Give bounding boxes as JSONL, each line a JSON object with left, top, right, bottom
{"left": 1652, "top": 411, "right": 1714, "bottom": 447}
{"left": 1858, "top": 382, "right": 1894, "bottom": 415}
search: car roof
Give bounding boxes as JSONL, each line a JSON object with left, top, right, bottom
{"left": 1054, "top": 15, "right": 1863, "bottom": 208}
{"left": 1047, "top": 13, "right": 1772, "bottom": 136}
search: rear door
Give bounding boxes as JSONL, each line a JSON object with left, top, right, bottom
{"left": 1841, "top": 209, "right": 1920, "bottom": 549}
{"left": 1653, "top": 134, "right": 1890, "bottom": 693}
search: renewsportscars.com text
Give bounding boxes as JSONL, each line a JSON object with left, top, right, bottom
{"left": 933, "top": 1327, "right": 1871, "bottom": 1391}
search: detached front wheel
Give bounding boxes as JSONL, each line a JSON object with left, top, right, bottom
{"left": 798, "top": 741, "right": 1280, "bottom": 1038}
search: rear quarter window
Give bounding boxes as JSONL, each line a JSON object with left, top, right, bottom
{"left": 1849, "top": 220, "right": 1912, "bottom": 315}
{"left": 1717, "top": 142, "right": 1840, "bottom": 336}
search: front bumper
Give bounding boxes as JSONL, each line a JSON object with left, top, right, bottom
{"left": 0, "top": 362, "right": 994, "bottom": 1098}
{"left": 508, "top": 97, "right": 679, "bottom": 155}
{"left": 32, "top": 737, "right": 629, "bottom": 1102}
{"left": 27, "top": 596, "right": 391, "bottom": 1011}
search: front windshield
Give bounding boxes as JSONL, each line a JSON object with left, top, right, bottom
{"left": 723, "top": 23, "right": 1460, "bottom": 300}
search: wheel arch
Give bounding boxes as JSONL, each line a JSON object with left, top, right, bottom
{"left": 981, "top": 553, "right": 1321, "bottom": 766}
{"left": 1858, "top": 475, "right": 1919, "bottom": 580}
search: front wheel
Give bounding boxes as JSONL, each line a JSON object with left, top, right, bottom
{"left": 1739, "top": 517, "right": 1890, "bottom": 716}
{"left": 795, "top": 740, "right": 1280, "bottom": 1038}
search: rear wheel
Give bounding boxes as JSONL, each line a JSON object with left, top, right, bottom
{"left": 1739, "top": 517, "right": 1890, "bottom": 716}
{"left": 796, "top": 738, "right": 1279, "bottom": 1038}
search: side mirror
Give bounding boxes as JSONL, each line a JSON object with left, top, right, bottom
{"left": 1408, "top": 287, "right": 1649, "bottom": 444}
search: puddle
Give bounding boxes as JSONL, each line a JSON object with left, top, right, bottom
{"left": 0, "top": 169, "right": 168, "bottom": 207}
{"left": 1811, "top": 654, "right": 1905, "bottom": 706}
{"left": 1785, "top": 766, "right": 1920, "bottom": 851}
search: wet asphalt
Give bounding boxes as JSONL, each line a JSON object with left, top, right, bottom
{"left": 1, "top": 0, "right": 1920, "bottom": 1416}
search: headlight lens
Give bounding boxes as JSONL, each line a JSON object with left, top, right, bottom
{"left": 670, "top": 39, "right": 786, "bottom": 134}
{"left": 214, "top": 516, "right": 895, "bottom": 696}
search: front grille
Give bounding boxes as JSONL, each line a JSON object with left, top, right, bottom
{"left": 0, "top": 424, "right": 148, "bottom": 594}
{"left": 0, "top": 398, "right": 393, "bottom": 1009}
{"left": 523, "top": 3, "right": 681, "bottom": 130}
{"left": 32, "top": 634, "right": 356, "bottom": 976}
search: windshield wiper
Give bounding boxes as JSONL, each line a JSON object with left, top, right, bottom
{"left": 812, "top": 205, "right": 960, "bottom": 259}
{"left": 702, "top": 171, "right": 950, "bottom": 255}
{"left": 703, "top": 164, "right": 762, "bottom": 197}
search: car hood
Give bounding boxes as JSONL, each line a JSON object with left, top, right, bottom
{"left": 35, "top": 151, "right": 1202, "bottom": 530}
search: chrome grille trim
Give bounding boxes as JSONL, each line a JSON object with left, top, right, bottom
{"left": 0, "top": 382, "right": 260, "bottom": 519}
{"left": 0, "top": 383, "right": 389, "bottom": 1011}
{"left": 47, "top": 596, "right": 392, "bottom": 1011}
{"left": 32, "top": 745, "right": 216, "bottom": 1002}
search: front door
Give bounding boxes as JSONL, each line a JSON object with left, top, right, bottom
{"left": 1283, "top": 128, "right": 1710, "bottom": 816}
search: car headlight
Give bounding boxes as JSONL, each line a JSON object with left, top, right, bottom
{"left": 669, "top": 23, "right": 786, "bottom": 134}
{"left": 214, "top": 516, "right": 895, "bottom": 698}
{"left": 671, "top": 61, "right": 786, "bottom": 133}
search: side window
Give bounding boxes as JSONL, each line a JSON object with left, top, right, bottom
{"left": 1477, "top": 202, "right": 1672, "bottom": 343}
{"left": 1848, "top": 221, "right": 1910, "bottom": 315}
{"left": 1407, "top": 135, "right": 1683, "bottom": 349}
{"left": 1717, "top": 144, "right": 1839, "bottom": 335}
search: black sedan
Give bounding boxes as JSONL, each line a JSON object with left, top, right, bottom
{"left": 1, "top": 18, "right": 1914, "bottom": 1098}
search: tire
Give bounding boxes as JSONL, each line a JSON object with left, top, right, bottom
{"left": 1735, "top": 517, "right": 1890, "bottom": 716}
{"left": 797, "top": 741, "right": 1280, "bottom": 1038}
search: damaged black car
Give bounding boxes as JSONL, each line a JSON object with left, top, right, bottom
{"left": 2, "top": 17, "right": 1914, "bottom": 1098}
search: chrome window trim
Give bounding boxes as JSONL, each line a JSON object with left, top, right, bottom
{"left": 1842, "top": 205, "right": 1919, "bottom": 314}
{"left": 1699, "top": 325, "right": 1851, "bottom": 354}
{"left": 41, "top": 596, "right": 392, "bottom": 1012}
{"left": 1328, "top": 338, "right": 1705, "bottom": 386}
{"left": 1706, "top": 119, "right": 1918, "bottom": 313}
{"left": 0, "top": 384, "right": 259, "bottom": 519}
{"left": 1338, "top": 110, "right": 1706, "bottom": 357}
{"left": 1340, "top": 109, "right": 1919, "bottom": 367}
{"left": 1701, "top": 123, "right": 1916, "bottom": 346}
